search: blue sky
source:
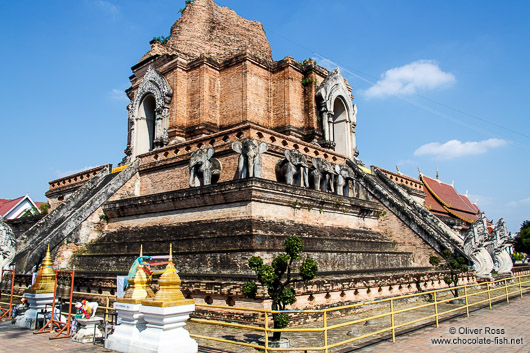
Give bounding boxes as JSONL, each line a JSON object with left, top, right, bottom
{"left": 1, "top": 0, "right": 529, "bottom": 233}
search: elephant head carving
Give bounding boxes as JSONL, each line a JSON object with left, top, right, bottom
{"left": 334, "top": 164, "right": 356, "bottom": 196}
{"left": 189, "top": 147, "right": 222, "bottom": 187}
{"left": 309, "top": 157, "right": 337, "bottom": 192}
{"left": 275, "top": 149, "right": 309, "bottom": 187}
{"left": 232, "top": 139, "right": 268, "bottom": 179}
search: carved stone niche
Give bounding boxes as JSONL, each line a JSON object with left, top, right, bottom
{"left": 125, "top": 66, "right": 173, "bottom": 162}
{"left": 316, "top": 68, "right": 357, "bottom": 159}
{"left": 189, "top": 147, "right": 222, "bottom": 187}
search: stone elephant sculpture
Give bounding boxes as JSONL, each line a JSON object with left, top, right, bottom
{"left": 275, "top": 149, "right": 309, "bottom": 187}
{"left": 334, "top": 164, "right": 355, "bottom": 196}
{"left": 232, "top": 139, "right": 268, "bottom": 178}
{"left": 189, "top": 147, "right": 222, "bottom": 187}
{"left": 309, "top": 157, "right": 336, "bottom": 192}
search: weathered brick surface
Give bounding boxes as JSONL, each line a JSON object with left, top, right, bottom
{"left": 378, "top": 205, "right": 437, "bottom": 267}
{"left": 135, "top": 123, "right": 349, "bottom": 195}
{"left": 153, "top": 0, "right": 272, "bottom": 63}
{"left": 131, "top": 52, "right": 329, "bottom": 143}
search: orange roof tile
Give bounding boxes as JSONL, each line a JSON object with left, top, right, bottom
{"left": 421, "top": 175, "right": 480, "bottom": 224}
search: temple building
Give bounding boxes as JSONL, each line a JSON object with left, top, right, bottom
{"left": 420, "top": 174, "right": 481, "bottom": 233}
{"left": 10, "top": 0, "right": 485, "bottom": 309}
{"left": 0, "top": 195, "right": 44, "bottom": 220}
{"left": 374, "top": 167, "right": 481, "bottom": 234}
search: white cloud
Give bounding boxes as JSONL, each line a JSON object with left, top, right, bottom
{"left": 507, "top": 197, "right": 530, "bottom": 208}
{"left": 414, "top": 138, "right": 507, "bottom": 160}
{"left": 363, "top": 60, "right": 455, "bottom": 99}
{"left": 55, "top": 166, "right": 100, "bottom": 178}
{"left": 110, "top": 89, "right": 129, "bottom": 102}
{"left": 94, "top": 0, "right": 119, "bottom": 15}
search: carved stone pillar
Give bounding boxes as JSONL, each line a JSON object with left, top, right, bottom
{"left": 327, "top": 112, "right": 334, "bottom": 143}
{"left": 319, "top": 103, "right": 329, "bottom": 142}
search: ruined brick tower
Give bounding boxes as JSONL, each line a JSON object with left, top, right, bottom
{"left": 123, "top": 0, "right": 357, "bottom": 163}
{"left": 15, "top": 0, "right": 468, "bottom": 309}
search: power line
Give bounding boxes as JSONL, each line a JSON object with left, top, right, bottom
{"left": 264, "top": 28, "right": 530, "bottom": 149}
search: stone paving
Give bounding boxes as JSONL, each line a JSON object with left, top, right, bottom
{"left": 349, "top": 293, "right": 530, "bottom": 353}
{"left": 0, "top": 290, "right": 528, "bottom": 352}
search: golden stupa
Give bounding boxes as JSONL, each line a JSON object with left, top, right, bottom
{"left": 141, "top": 244, "right": 194, "bottom": 308}
{"left": 26, "top": 245, "right": 56, "bottom": 294}
{"left": 119, "top": 245, "right": 155, "bottom": 304}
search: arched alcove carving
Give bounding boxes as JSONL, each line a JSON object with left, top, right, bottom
{"left": 316, "top": 68, "right": 358, "bottom": 159}
{"left": 125, "top": 66, "right": 173, "bottom": 160}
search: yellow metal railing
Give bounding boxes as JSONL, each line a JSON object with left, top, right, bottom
{"left": 112, "top": 164, "right": 128, "bottom": 174}
{"left": 0, "top": 287, "right": 117, "bottom": 321}
{"left": 188, "top": 273, "right": 530, "bottom": 352}
{"left": 2, "top": 274, "right": 529, "bottom": 351}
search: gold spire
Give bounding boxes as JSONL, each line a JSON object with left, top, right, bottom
{"left": 26, "top": 244, "right": 56, "bottom": 294}
{"left": 142, "top": 245, "right": 194, "bottom": 308}
{"left": 118, "top": 246, "right": 154, "bottom": 304}
{"left": 119, "top": 265, "right": 155, "bottom": 303}
{"left": 436, "top": 167, "right": 439, "bottom": 180}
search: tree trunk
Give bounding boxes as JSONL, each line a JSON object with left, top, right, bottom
{"left": 271, "top": 301, "right": 282, "bottom": 341}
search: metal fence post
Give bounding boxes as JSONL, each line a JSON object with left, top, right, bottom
{"left": 487, "top": 282, "right": 492, "bottom": 309}
{"left": 390, "top": 298, "right": 396, "bottom": 343}
{"left": 464, "top": 286, "right": 469, "bottom": 317}
{"left": 434, "top": 292, "right": 439, "bottom": 328}
{"left": 264, "top": 312, "right": 268, "bottom": 353}
{"left": 518, "top": 276, "right": 523, "bottom": 298}
{"left": 504, "top": 279, "right": 509, "bottom": 303}
{"left": 324, "top": 311, "right": 328, "bottom": 353}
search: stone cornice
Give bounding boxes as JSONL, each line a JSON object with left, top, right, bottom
{"left": 103, "top": 178, "right": 381, "bottom": 219}
{"left": 137, "top": 122, "right": 347, "bottom": 173}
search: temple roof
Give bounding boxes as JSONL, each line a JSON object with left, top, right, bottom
{"left": 139, "top": 0, "right": 273, "bottom": 64}
{"left": 0, "top": 197, "right": 24, "bottom": 217}
{"left": 421, "top": 175, "right": 480, "bottom": 224}
{"left": 0, "top": 195, "right": 43, "bottom": 219}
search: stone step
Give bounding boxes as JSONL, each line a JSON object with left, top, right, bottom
{"left": 74, "top": 248, "right": 413, "bottom": 274}
{"left": 86, "top": 235, "right": 398, "bottom": 255}
{"left": 14, "top": 160, "right": 140, "bottom": 272}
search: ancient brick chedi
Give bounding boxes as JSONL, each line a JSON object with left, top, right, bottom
{"left": 11, "top": 0, "right": 483, "bottom": 310}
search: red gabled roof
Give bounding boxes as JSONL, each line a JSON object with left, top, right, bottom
{"left": 34, "top": 201, "right": 45, "bottom": 209}
{"left": 421, "top": 175, "right": 480, "bottom": 224}
{"left": 0, "top": 196, "right": 25, "bottom": 217}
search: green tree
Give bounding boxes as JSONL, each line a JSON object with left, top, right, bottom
{"left": 39, "top": 203, "right": 50, "bottom": 215}
{"left": 242, "top": 236, "right": 318, "bottom": 341}
{"left": 513, "top": 220, "right": 530, "bottom": 254}
{"left": 430, "top": 250, "right": 469, "bottom": 298}
{"left": 21, "top": 206, "right": 38, "bottom": 218}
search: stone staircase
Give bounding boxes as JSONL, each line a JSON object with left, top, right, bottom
{"left": 13, "top": 159, "right": 140, "bottom": 273}
{"left": 346, "top": 159, "right": 466, "bottom": 256}
{"left": 73, "top": 216, "right": 418, "bottom": 278}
